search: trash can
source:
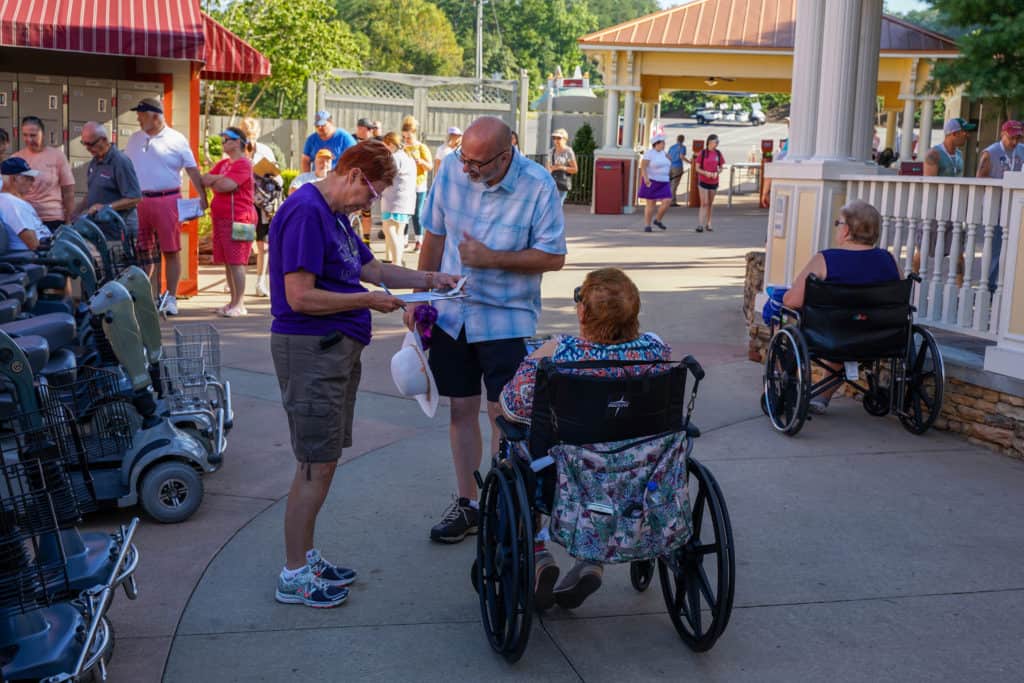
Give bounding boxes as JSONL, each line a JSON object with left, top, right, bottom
{"left": 594, "top": 158, "right": 625, "bottom": 214}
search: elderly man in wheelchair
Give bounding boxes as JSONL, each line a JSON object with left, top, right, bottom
{"left": 472, "top": 268, "right": 735, "bottom": 662}
{"left": 762, "top": 199, "right": 945, "bottom": 436}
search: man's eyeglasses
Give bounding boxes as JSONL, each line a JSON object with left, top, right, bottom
{"left": 81, "top": 138, "right": 102, "bottom": 148}
{"left": 573, "top": 286, "right": 583, "bottom": 303}
{"left": 456, "top": 146, "right": 508, "bottom": 171}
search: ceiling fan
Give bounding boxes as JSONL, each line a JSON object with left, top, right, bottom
{"left": 704, "top": 76, "right": 736, "bottom": 87}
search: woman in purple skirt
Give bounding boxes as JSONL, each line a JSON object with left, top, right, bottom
{"left": 639, "top": 135, "right": 673, "bottom": 233}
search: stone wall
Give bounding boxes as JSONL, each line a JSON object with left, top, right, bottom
{"left": 743, "top": 250, "right": 1024, "bottom": 459}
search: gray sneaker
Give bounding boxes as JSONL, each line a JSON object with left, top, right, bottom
{"left": 553, "top": 560, "right": 603, "bottom": 609}
{"left": 534, "top": 548, "right": 560, "bottom": 612}
{"left": 429, "top": 496, "right": 479, "bottom": 544}
{"left": 275, "top": 567, "right": 349, "bottom": 608}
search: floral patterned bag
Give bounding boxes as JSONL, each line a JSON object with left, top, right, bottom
{"left": 549, "top": 431, "right": 692, "bottom": 563}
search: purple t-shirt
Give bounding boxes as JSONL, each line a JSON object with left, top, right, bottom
{"left": 268, "top": 183, "right": 375, "bottom": 343}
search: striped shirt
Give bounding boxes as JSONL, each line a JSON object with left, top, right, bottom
{"left": 422, "top": 148, "right": 567, "bottom": 343}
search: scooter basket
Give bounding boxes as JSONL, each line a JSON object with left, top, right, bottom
{"left": 173, "top": 324, "right": 223, "bottom": 382}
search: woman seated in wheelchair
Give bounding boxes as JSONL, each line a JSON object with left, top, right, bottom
{"left": 499, "top": 267, "right": 671, "bottom": 610}
{"left": 782, "top": 199, "right": 901, "bottom": 413}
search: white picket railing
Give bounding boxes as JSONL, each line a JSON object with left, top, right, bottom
{"left": 841, "top": 175, "right": 1012, "bottom": 340}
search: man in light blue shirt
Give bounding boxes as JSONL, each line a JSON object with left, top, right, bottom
{"left": 406, "top": 116, "right": 566, "bottom": 544}
{"left": 667, "top": 134, "right": 688, "bottom": 206}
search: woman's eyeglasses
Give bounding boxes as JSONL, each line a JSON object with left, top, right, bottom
{"left": 363, "top": 174, "right": 380, "bottom": 203}
{"left": 573, "top": 286, "right": 582, "bottom": 303}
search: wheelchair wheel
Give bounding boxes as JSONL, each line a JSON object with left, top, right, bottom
{"left": 862, "top": 389, "right": 890, "bottom": 417}
{"left": 763, "top": 326, "right": 810, "bottom": 435}
{"left": 629, "top": 559, "right": 655, "bottom": 592}
{"left": 659, "top": 458, "right": 735, "bottom": 652}
{"left": 898, "top": 325, "right": 945, "bottom": 435}
{"left": 476, "top": 460, "right": 534, "bottom": 663}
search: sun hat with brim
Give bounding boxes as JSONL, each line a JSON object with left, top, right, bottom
{"left": 651, "top": 134, "right": 666, "bottom": 145}
{"left": 447, "top": 126, "right": 462, "bottom": 136}
{"left": 130, "top": 97, "right": 163, "bottom": 114}
{"left": 220, "top": 129, "right": 247, "bottom": 144}
{"left": 315, "top": 149, "right": 335, "bottom": 160}
{"left": 391, "top": 331, "right": 439, "bottom": 417}
{"left": 0, "top": 157, "right": 39, "bottom": 177}
{"left": 552, "top": 128, "right": 569, "bottom": 140}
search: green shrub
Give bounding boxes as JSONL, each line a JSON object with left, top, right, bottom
{"left": 206, "top": 134, "right": 223, "bottom": 160}
{"left": 281, "top": 168, "right": 300, "bottom": 193}
{"left": 197, "top": 214, "right": 212, "bottom": 238}
{"left": 572, "top": 123, "right": 597, "bottom": 158}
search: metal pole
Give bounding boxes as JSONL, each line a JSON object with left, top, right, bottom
{"left": 519, "top": 69, "right": 529, "bottom": 153}
{"left": 475, "top": 0, "right": 484, "bottom": 101}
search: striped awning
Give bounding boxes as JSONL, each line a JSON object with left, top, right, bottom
{"left": 199, "top": 12, "right": 270, "bottom": 83}
{"left": 0, "top": 1, "right": 269, "bottom": 82}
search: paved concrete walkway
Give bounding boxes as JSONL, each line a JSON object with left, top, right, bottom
{"left": 96, "top": 202, "right": 1024, "bottom": 682}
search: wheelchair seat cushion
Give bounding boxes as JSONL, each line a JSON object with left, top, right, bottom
{"left": 41, "top": 347, "right": 76, "bottom": 376}
{"left": 549, "top": 431, "right": 692, "bottom": 564}
{"left": 802, "top": 277, "right": 913, "bottom": 361}
{"left": 0, "top": 313, "right": 77, "bottom": 351}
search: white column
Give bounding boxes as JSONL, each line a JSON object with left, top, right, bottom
{"left": 919, "top": 98, "right": 935, "bottom": 155}
{"left": 885, "top": 111, "right": 898, "bottom": 149}
{"left": 787, "top": 0, "right": 825, "bottom": 160}
{"left": 642, "top": 102, "right": 654, "bottom": 147}
{"left": 601, "top": 51, "right": 618, "bottom": 151}
{"left": 814, "top": 0, "right": 863, "bottom": 160}
{"left": 899, "top": 96, "right": 916, "bottom": 160}
{"left": 851, "top": 0, "right": 883, "bottom": 161}
{"left": 622, "top": 51, "right": 636, "bottom": 150}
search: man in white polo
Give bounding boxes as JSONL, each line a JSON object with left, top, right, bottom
{"left": 125, "top": 97, "right": 207, "bottom": 315}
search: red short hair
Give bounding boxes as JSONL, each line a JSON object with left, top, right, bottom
{"left": 579, "top": 268, "right": 641, "bottom": 344}
{"left": 335, "top": 139, "right": 397, "bottom": 186}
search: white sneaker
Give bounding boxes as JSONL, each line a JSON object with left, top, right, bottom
{"left": 158, "top": 293, "right": 179, "bottom": 316}
{"left": 255, "top": 277, "right": 269, "bottom": 297}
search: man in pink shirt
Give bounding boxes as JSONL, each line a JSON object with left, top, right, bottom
{"left": 11, "top": 115, "right": 75, "bottom": 231}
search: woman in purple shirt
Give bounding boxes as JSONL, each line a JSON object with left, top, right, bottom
{"left": 269, "top": 140, "right": 459, "bottom": 609}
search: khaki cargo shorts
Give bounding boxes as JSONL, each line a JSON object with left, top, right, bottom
{"left": 271, "top": 332, "right": 364, "bottom": 464}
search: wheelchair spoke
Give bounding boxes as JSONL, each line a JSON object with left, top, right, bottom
{"left": 695, "top": 561, "right": 716, "bottom": 606}
{"left": 691, "top": 487, "right": 707, "bottom": 538}
{"left": 693, "top": 542, "right": 718, "bottom": 556}
{"left": 685, "top": 567, "right": 703, "bottom": 634}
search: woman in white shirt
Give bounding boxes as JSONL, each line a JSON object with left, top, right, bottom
{"left": 380, "top": 132, "right": 417, "bottom": 266}
{"left": 639, "top": 135, "right": 673, "bottom": 233}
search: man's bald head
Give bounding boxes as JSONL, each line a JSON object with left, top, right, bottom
{"left": 460, "top": 117, "right": 514, "bottom": 185}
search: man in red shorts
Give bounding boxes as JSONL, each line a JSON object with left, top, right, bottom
{"left": 124, "top": 97, "right": 207, "bottom": 315}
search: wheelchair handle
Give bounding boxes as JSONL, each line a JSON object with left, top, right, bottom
{"left": 682, "top": 355, "right": 705, "bottom": 382}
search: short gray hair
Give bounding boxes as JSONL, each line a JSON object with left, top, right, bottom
{"left": 83, "top": 121, "right": 109, "bottom": 140}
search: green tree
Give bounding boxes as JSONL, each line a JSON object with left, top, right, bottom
{"left": 433, "top": 0, "right": 599, "bottom": 97}
{"left": 337, "top": 0, "right": 463, "bottom": 76}
{"left": 571, "top": 122, "right": 597, "bottom": 157}
{"left": 208, "top": 0, "right": 367, "bottom": 118}
{"left": 587, "top": 0, "right": 658, "bottom": 30}
{"left": 924, "top": 0, "right": 1024, "bottom": 120}
{"left": 883, "top": 1, "right": 968, "bottom": 38}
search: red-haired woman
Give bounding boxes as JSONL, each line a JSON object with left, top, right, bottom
{"left": 268, "top": 139, "right": 459, "bottom": 609}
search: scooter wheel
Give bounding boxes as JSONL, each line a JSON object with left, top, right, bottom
{"left": 139, "top": 460, "right": 204, "bottom": 524}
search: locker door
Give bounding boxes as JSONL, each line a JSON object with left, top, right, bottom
{"left": 17, "top": 75, "right": 65, "bottom": 150}
{"left": 116, "top": 81, "right": 164, "bottom": 144}
{"left": 0, "top": 72, "right": 14, "bottom": 148}
{"left": 68, "top": 78, "right": 114, "bottom": 152}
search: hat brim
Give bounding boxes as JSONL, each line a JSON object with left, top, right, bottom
{"left": 398, "top": 332, "right": 439, "bottom": 417}
{"left": 19, "top": 170, "right": 40, "bottom": 177}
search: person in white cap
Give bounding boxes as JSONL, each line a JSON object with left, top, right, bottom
{"left": 639, "top": 134, "right": 673, "bottom": 233}
{"left": 434, "top": 126, "right": 463, "bottom": 174}
{"left": 924, "top": 118, "right": 976, "bottom": 177}
{"left": 0, "top": 156, "right": 49, "bottom": 250}
{"left": 547, "top": 128, "right": 578, "bottom": 205}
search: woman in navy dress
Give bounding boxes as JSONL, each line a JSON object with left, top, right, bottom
{"left": 782, "top": 199, "right": 901, "bottom": 412}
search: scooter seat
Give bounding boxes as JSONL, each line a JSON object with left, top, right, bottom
{"left": 38, "top": 272, "right": 68, "bottom": 293}
{"left": 41, "top": 347, "right": 76, "bottom": 375}
{"left": 11, "top": 334, "right": 50, "bottom": 374}
{"left": 1, "top": 313, "right": 77, "bottom": 351}
{"left": 0, "top": 299, "right": 20, "bottom": 324}
{"left": 21, "top": 263, "right": 46, "bottom": 285}
{"left": 0, "top": 272, "right": 30, "bottom": 288}
{"left": 0, "top": 284, "right": 25, "bottom": 304}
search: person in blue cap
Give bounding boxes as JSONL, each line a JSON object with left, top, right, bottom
{"left": 301, "top": 111, "right": 356, "bottom": 173}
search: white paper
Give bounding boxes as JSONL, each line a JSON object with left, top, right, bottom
{"left": 177, "top": 198, "right": 204, "bottom": 222}
{"left": 396, "top": 291, "right": 468, "bottom": 304}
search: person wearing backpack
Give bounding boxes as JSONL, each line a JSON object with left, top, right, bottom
{"left": 695, "top": 134, "right": 726, "bottom": 233}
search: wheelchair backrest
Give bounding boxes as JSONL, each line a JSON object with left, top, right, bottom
{"left": 802, "top": 276, "right": 913, "bottom": 361}
{"left": 528, "top": 358, "right": 688, "bottom": 459}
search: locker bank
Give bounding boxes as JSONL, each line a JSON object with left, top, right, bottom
{"left": 0, "top": 2, "right": 269, "bottom": 297}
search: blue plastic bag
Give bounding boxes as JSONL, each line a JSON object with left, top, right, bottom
{"left": 761, "top": 286, "right": 789, "bottom": 325}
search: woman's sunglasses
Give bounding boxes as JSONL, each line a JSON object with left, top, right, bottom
{"left": 573, "top": 285, "right": 582, "bottom": 303}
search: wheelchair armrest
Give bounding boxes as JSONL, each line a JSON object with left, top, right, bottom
{"left": 682, "top": 355, "right": 705, "bottom": 382}
{"left": 779, "top": 305, "right": 802, "bottom": 325}
{"left": 495, "top": 415, "right": 529, "bottom": 442}
{"left": 685, "top": 422, "right": 701, "bottom": 438}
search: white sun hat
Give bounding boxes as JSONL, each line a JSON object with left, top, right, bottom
{"left": 390, "top": 331, "right": 439, "bottom": 417}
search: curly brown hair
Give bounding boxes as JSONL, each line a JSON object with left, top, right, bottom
{"left": 335, "top": 139, "right": 397, "bottom": 186}
{"left": 578, "top": 268, "right": 641, "bottom": 344}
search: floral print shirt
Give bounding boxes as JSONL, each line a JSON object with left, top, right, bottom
{"left": 500, "top": 332, "right": 672, "bottom": 425}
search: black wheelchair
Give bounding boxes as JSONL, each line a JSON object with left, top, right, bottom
{"left": 762, "top": 274, "right": 945, "bottom": 437}
{"left": 474, "top": 356, "right": 735, "bottom": 662}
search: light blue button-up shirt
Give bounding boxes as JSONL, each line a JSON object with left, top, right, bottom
{"left": 422, "top": 148, "right": 567, "bottom": 343}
